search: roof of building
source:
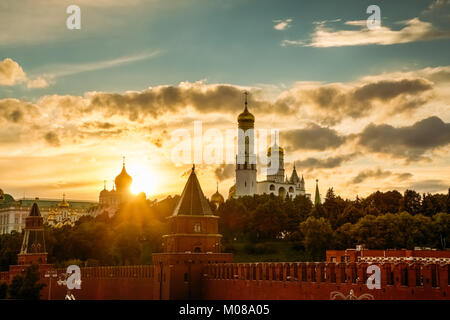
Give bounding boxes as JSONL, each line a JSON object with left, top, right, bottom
{"left": 237, "top": 92, "right": 255, "bottom": 123}
{"left": 211, "top": 183, "right": 224, "bottom": 204}
{"left": 115, "top": 159, "right": 133, "bottom": 189}
{"left": 172, "top": 165, "right": 213, "bottom": 216}
{"left": 29, "top": 202, "right": 41, "bottom": 217}
{"left": 289, "top": 164, "right": 300, "bottom": 184}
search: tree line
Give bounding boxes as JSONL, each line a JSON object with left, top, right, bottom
{"left": 0, "top": 188, "right": 449, "bottom": 269}
{"left": 217, "top": 188, "right": 450, "bottom": 260}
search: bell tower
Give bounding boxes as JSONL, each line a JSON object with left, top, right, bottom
{"left": 235, "top": 91, "right": 257, "bottom": 197}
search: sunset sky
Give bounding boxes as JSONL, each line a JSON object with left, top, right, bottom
{"left": 0, "top": 0, "right": 449, "bottom": 201}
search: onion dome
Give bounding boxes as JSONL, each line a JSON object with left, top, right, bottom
{"left": 267, "top": 144, "right": 284, "bottom": 156}
{"left": 228, "top": 184, "right": 236, "bottom": 199}
{"left": 115, "top": 158, "right": 133, "bottom": 193}
{"left": 238, "top": 92, "right": 255, "bottom": 125}
{"left": 58, "top": 194, "right": 70, "bottom": 208}
{"left": 211, "top": 182, "right": 225, "bottom": 206}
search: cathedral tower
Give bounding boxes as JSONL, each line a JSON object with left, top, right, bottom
{"left": 235, "top": 92, "right": 257, "bottom": 197}
{"left": 267, "top": 142, "right": 285, "bottom": 183}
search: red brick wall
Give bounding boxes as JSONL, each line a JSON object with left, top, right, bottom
{"left": 201, "top": 262, "right": 450, "bottom": 300}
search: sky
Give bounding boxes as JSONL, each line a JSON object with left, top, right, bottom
{"left": 0, "top": 0, "right": 449, "bottom": 201}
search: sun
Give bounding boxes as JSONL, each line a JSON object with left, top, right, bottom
{"left": 128, "top": 163, "right": 159, "bottom": 196}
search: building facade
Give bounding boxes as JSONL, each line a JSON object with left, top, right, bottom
{"left": 0, "top": 189, "right": 96, "bottom": 235}
{"left": 230, "top": 93, "right": 311, "bottom": 200}
{"left": 90, "top": 159, "right": 135, "bottom": 217}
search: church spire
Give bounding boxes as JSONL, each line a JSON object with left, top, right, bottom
{"left": 244, "top": 91, "right": 248, "bottom": 112}
{"left": 314, "top": 179, "right": 321, "bottom": 206}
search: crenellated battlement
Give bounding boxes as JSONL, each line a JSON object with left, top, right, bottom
{"left": 201, "top": 262, "right": 450, "bottom": 300}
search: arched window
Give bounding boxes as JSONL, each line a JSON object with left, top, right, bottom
{"left": 269, "top": 184, "right": 275, "bottom": 191}
{"left": 289, "top": 187, "right": 294, "bottom": 193}
{"left": 194, "top": 247, "right": 201, "bottom": 253}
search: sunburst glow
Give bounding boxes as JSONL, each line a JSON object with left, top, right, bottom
{"left": 128, "top": 163, "right": 159, "bottom": 196}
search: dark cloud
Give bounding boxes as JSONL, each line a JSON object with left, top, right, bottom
{"left": 283, "top": 123, "right": 345, "bottom": 151}
{"left": 295, "top": 153, "right": 358, "bottom": 170}
{"left": 351, "top": 168, "right": 413, "bottom": 184}
{"left": 410, "top": 179, "right": 449, "bottom": 193}
{"left": 283, "top": 78, "right": 433, "bottom": 124}
{"left": 0, "top": 98, "right": 39, "bottom": 123}
{"left": 44, "top": 131, "right": 60, "bottom": 147}
{"left": 214, "top": 164, "right": 235, "bottom": 181}
{"left": 88, "top": 84, "right": 260, "bottom": 121}
{"left": 356, "top": 116, "right": 450, "bottom": 161}
{"left": 81, "top": 121, "right": 115, "bottom": 130}
{"left": 353, "top": 79, "right": 432, "bottom": 102}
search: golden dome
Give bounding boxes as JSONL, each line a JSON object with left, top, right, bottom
{"left": 115, "top": 162, "right": 133, "bottom": 192}
{"left": 238, "top": 92, "right": 255, "bottom": 123}
{"left": 58, "top": 194, "right": 70, "bottom": 208}
{"left": 211, "top": 183, "right": 224, "bottom": 205}
{"left": 228, "top": 184, "right": 236, "bottom": 199}
{"left": 268, "top": 144, "right": 284, "bottom": 156}
{"left": 238, "top": 108, "right": 255, "bottom": 123}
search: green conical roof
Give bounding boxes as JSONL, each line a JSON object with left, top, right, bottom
{"left": 314, "top": 179, "right": 321, "bottom": 205}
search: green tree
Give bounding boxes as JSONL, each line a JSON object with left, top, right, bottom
{"left": 333, "top": 223, "right": 356, "bottom": 250}
{"left": 400, "top": 190, "right": 422, "bottom": 215}
{"left": 299, "top": 217, "right": 333, "bottom": 260}
{"left": 8, "top": 264, "right": 45, "bottom": 300}
{"left": 251, "top": 198, "right": 287, "bottom": 240}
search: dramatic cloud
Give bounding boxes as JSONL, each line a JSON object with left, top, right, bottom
{"left": 0, "top": 58, "right": 49, "bottom": 88}
{"left": 278, "top": 78, "right": 433, "bottom": 124}
{"left": 0, "top": 98, "right": 40, "bottom": 123}
{"left": 26, "top": 76, "right": 49, "bottom": 89}
{"left": 44, "top": 131, "right": 61, "bottom": 147}
{"left": 214, "top": 164, "right": 235, "bottom": 181}
{"left": 351, "top": 168, "right": 413, "bottom": 184}
{"left": 356, "top": 116, "right": 450, "bottom": 161}
{"left": 0, "top": 58, "right": 26, "bottom": 86}
{"left": 273, "top": 18, "right": 292, "bottom": 30}
{"left": 410, "top": 179, "right": 449, "bottom": 193}
{"left": 283, "top": 17, "right": 450, "bottom": 47}
{"left": 295, "top": 153, "right": 358, "bottom": 170}
{"left": 283, "top": 123, "right": 345, "bottom": 151}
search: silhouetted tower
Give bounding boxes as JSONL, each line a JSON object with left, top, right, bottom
{"left": 152, "top": 165, "right": 232, "bottom": 300}
{"left": 314, "top": 179, "right": 321, "bottom": 206}
{"left": 17, "top": 202, "right": 47, "bottom": 265}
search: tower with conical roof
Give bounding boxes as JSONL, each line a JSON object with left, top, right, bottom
{"left": 235, "top": 91, "right": 257, "bottom": 197}
{"left": 314, "top": 179, "right": 321, "bottom": 205}
{"left": 17, "top": 202, "right": 47, "bottom": 265}
{"left": 152, "top": 165, "right": 232, "bottom": 300}
{"left": 163, "top": 165, "right": 222, "bottom": 253}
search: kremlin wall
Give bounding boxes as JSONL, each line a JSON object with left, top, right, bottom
{"left": 0, "top": 165, "right": 449, "bottom": 300}
{"left": 1, "top": 101, "right": 449, "bottom": 300}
